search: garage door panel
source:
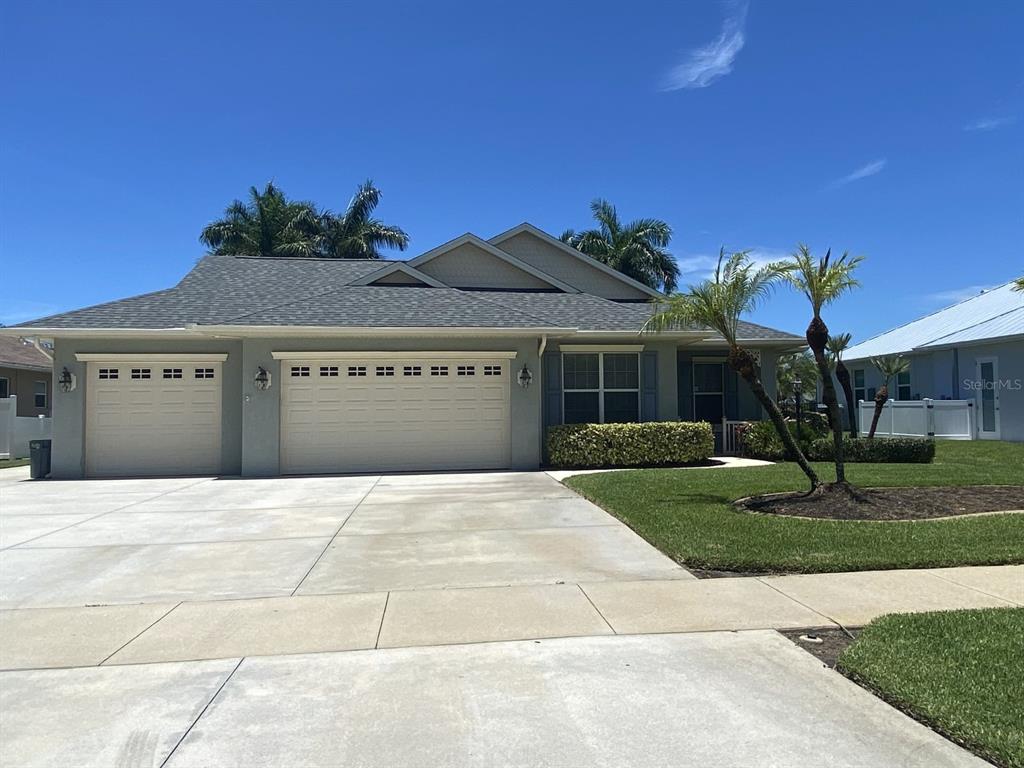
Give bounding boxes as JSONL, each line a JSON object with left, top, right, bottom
{"left": 281, "top": 357, "right": 511, "bottom": 474}
{"left": 86, "top": 362, "right": 223, "bottom": 477}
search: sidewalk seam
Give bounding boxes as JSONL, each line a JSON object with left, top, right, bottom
{"left": 99, "top": 601, "right": 183, "bottom": 666}
{"left": 576, "top": 584, "right": 617, "bottom": 634}
{"left": 159, "top": 657, "right": 244, "bottom": 768}
{"left": 374, "top": 592, "right": 391, "bottom": 649}
{"left": 754, "top": 578, "right": 841, "bottom": 628}
{"left": 924, "top": 570, "right": 1022, "bottom": 606}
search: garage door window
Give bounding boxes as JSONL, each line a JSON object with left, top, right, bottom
{"left": 98, "top": 368, "right": 119, "bottom": 380}
{"left": 431, "top": 366, "right": 449, "bottom": 376}
{"left": 563, "top": 352, "right": 639, "bottom": 424}
{"left": 131, "top": 368, "right": 151, "bottom": 380}
{"left": 457, "top": 365, "right": 475, "bottom": 376}
{"left": 291, "top": 366, "right": 310, "bottom": 377}
{"left": 375, "top": 366, "right": 395, "bottom": 377}
{"left": 403, "top": 366, "right": 422, "bottom": 376}
{"left": 347, "top": 366, "right": 367, "bottom": 377}
{"left": 162, "top": 368, "right": 183, "bottom": 379}
{"left": 194, "top": 368, "right": 215, "bottom": 379}
{"left": 319, "top": 366, "right": 339, "bottom": 377}
{"left": 483, "top": 365, "right": 502, "bottom": 376}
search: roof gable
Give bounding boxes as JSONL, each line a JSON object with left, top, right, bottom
{"left": 349, "top": 262, "right": 448, "bottom": 288}
{"left": 408, "top": 234, "right": 578, "bottom": 293}
{"left": 489, "top": 223, "right": 661, "bottom": 301}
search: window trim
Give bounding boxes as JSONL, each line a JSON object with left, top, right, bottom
{"left": 896, "top": 370, "right": 911, "bottom": 401}
{"left": 561, "top": 351, "right": 640, "bottom": 424}
{"left": 853, "top": 368, "right": 866, "bottom": 403}
{"left": 0, "top": 376, "right": 8, "bottom": 398}
{"left": 33, "top": 379, "right": 48, "bottom": 409}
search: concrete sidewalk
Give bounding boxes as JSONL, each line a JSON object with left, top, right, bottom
{"left": 2, "top": 564, "right": 1019, "bottom": 670}
{"left": 0, "top": 631, "right": 985, "bottom": 768}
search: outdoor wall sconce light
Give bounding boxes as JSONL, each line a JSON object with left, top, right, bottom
{"left": 58, "top": 367, "right": 77, "bottom": 393}
{"left": 254, "top": 366, "right": 272, "bottom": 391}
{"left": 517, "top": 364, "right": 533, "bottom": 389}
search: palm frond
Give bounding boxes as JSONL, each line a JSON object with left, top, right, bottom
{"left": 781, "top": 244, "right": 864, "bottom": 316}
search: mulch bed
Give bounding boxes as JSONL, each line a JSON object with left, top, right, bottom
{"left": 778, "top": 627, "right": 861, "bottom": 668}
{"left": 740, "top": 485, "right": 1024, "bottom": 521}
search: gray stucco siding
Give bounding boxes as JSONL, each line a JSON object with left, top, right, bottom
{"left": 50, "top": 338, "right": 244, "bottom": 479}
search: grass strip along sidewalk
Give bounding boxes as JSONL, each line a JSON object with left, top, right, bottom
{"left": 564, "top": 441, "right": 1024, "bottom": 574}
{"left": 838, "top": 608, "right": 1024, "bottom": 768}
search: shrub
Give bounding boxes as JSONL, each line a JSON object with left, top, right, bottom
{"left": 808, "top": 436, "right": 935, "bottom": 463}
{"left": 546, "top": 421, "right": 714, "bottom": 469}
{"left": 740, "top": 418, "right": 822, "bottom": 460}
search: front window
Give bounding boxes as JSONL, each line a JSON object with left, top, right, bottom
{"left": 34, "top": 380, "right": 47, "bottom": 409}
{"left": 0, "top": 377, "right": 8, "bottom": 398}
{"left": 896, "top": 370, "right": 911, "bottom": 401}
{"left": 562, "top": 352, "right": 639, "bottom": 424}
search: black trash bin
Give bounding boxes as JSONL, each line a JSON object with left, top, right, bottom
{"left": 29, "top": 439, "right": 51, "bottom": 480}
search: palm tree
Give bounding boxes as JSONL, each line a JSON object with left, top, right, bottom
{"left": 1013, "top": 277, "right": 1024, "bottom": 292}
{"left": 200, "top": 182, "right": 321, "bottom": 258}
{"left": 644, "top": 250, "right": 820, "bottom": 491}
{"left": 867, "top": 355, "right": 910, "bottom": 438}
{"left": 776, "top": 351, "right": 818, "bottom": 412}
{"left": 561, "top": 200, "right": 679, "bottom": 292}
{"left": 319, "top": 180, "right": 410, "bottom": 259}
{"left": 827, "top": 332, "right": 858, "bottom": 438}
{"left": 781, "top": 246, "right": 863, "bottom": 486}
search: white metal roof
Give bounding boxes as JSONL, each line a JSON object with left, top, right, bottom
{"left": 845, "top": 280, "right": 1024, "bottom": 360}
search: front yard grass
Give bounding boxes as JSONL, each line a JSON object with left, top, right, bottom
{"left": 564, "top": 441, "right": 1024, "bottom": 573}
{"left": 838, "top": 608, "right": 1024, "bottom": 768}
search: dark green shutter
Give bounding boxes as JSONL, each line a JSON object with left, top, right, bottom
{"left": 641, "top": 351, "right": 658, "bottom": 421}
{"left": 543, "top": 352, "right": 562, "bottom": 429}
{"left": 677, "top": 352, "right": 693, "bottom": 421}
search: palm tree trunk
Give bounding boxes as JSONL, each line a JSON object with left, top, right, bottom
{"left": 868, "top": 385, "right": 889, "bottom": 438}
{"left": 807, "top": 317, "right": 847, "bottom": 484}
{"left": 834, "top": 360, "right": 857, "bottom": 438}
{"left": 728, "top": 345, "right": 819, "bottom": 491}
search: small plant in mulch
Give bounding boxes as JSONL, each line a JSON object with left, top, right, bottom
{"left": 739, "top": 485, "right": 1024, "bottom": 521}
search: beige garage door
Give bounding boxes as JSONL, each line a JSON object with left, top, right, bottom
{"left": 280, "top": 356, "right": 511, "bottom": 474}
{"left": 85, "top": 361, "right": 222, "bottom": 477}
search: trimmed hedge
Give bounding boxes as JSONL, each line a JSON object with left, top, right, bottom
{"left": 546, "top": 421, "right": 714, "bottom": 469}
{"left": 808, "top": 436, "right": 936, "bottom": 463}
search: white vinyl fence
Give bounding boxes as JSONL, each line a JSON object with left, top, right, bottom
{"left": 858, "top": 399, "right": 974, "bottom": 440}
{"left": 0, "top": 396, "right": 53, "bottom": 459}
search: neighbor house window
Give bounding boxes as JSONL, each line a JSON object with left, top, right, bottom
{"left": 34, "top": 380, "right": 47, "bottom": 409}
{"left": 896, "top": 370, "right": 911, "bottom": 401}
{"left": 853, "top": 369, "right": 866, "bottom": 403}
{"left": 0, "top": 377, "right": 8, "bottom": 398}
{"left": 562, "top": 352, "right": 639, "bottom": 424}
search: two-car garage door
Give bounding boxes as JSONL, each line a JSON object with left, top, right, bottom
{"left": 280, "top": 356, "right": 511, "bottom": 474}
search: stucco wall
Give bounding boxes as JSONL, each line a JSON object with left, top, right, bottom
{"left": 50, "top": 338, "right": 244, "bottom": 479}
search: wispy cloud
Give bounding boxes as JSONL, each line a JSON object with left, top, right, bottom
{"left": 676, "top": 246, "right": 790, "bottom": 280}
{"left": 828, "top": 159, "right": 886, "bottom": 189}
{"left": 661, "top": 1, "right": 748, "bottom": 91}
{"left": 963, "top": 116, "right": 1016, "bottom": 132}
{"left": 923, "top": 284, "right": 995, "bottom": 306}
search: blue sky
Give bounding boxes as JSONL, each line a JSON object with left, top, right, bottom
{"left": 2, "top": 1, "right": 1021, "bottom": 341}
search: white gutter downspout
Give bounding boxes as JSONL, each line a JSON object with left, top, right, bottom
{"left": 24, "top": 336, "right": 54, "bottom": 362}
{"left": 538, "top": 334, "right": 548, "bottom": 358}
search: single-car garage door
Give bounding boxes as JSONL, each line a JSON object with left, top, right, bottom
{"left": 280, "top": 355, "right": 512, "bottom": 474}
{"left": 84, "top": 360, "right": 223, "bottom": 477}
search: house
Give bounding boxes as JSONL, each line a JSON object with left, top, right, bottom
{"left": 844, "top": 280, "right": 1024, "bottom": 441}
{"left": 3, "top": 223, "right": 802, "bottom": 478}
{"left": 0, "top": 335, "right": 52, "bottom": 417}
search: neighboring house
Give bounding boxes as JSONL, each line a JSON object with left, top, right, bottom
{"left": 0, "top": 335, "right": 52, "bottom": 417}
{"left": 3, "top": 223, "right": 801, "bottom": 478}
{"left": 844, "top": 280, "right": 1024, "bottom": 442}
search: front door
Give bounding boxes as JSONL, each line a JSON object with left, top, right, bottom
{"left": 975, "top": 357, "right": 1001, "bottom": 440}
{"left": 693, "top": 361, "right": 725, "bottom": 449}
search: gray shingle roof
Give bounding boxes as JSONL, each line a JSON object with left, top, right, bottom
{"left": 0, "top": 336, "right": 52, "bottom": 369}
{"left": 12, "top": 253, "right": 802, "bottom": 341}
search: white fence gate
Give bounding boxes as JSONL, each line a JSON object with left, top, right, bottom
{"left": 0, "top": 396, "right": 53, "bottom": 459}
{"left": 857, "top": 399, "right": 974, "bottom": 440}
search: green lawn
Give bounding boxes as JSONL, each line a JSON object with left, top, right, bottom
{"left": 564, "top": 441, "right": 1024, "bottom": 573}
{"left": 0, "top": 457, "right": 30, "bottom": 469}
{"left": 838, "top": 608, "right": 1024, "bottom": 768}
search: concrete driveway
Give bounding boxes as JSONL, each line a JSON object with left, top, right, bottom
{"left": 0, "top": 470, "right": 687, "bottom": 608}
{"left": 0, "top": 468, "right": 996, "bottom": 767}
